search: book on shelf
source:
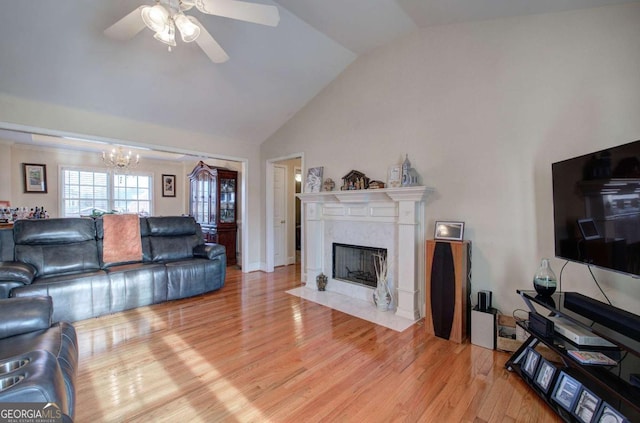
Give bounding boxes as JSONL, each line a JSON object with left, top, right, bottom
{"left": 567, "top": 350, "right": 617, "bottom": 365}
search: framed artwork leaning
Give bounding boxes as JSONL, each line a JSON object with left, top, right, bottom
{"left": 434, "top": 221, "right": 464, "bottom": 241}
{"left": 305, "top": 167, "right": 323, "bottom": 193}
{"left": 522, "top": 347, "right": 541, "bottom": 378}
{"left": 552, "top": 372, "right": 581, "bottom": 412}
{"left": 533, "top": 358, "right": 557, "bottom": 394}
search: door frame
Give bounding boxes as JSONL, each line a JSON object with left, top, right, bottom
{"left": 266, "top": 153, "right": 303, "bottom": 273}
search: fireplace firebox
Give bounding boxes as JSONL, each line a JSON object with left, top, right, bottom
{"left": 332, "top": 243, "right": 387, "bottom": 288}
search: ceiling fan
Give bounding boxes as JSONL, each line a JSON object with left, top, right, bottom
{"left": 104, "top": 0, "right": 280, "bottom": 63}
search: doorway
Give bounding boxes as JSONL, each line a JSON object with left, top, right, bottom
{"left": 266, "top": 154, "right": 303, "bottom": 272}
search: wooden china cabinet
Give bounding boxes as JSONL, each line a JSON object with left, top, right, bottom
{"left": 188, "top": 161, "right": 238, "bottom": 266}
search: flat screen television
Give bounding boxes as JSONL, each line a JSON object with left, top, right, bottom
{"left": 552, "top": 139, "right": 640, "bottom": 278}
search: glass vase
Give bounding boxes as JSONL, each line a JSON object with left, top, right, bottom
{"left": 373, "top": 279, "right": 392, "bottom": 311}
{"left": 533, "top": 258, "right": 557, "bottom": 297}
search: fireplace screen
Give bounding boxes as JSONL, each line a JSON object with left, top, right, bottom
{"left": 332, "top": 243, "right": 387, "bottom": 288}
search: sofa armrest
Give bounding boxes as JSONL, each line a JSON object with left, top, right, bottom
{"left": 0, "top": 296, "right": 53, "bottom": 339}
{"left": 0, "top": 261, "right": 36, "bottom": 284}
{"left": 193, "top": 243, "right": 226, "bottom": 260}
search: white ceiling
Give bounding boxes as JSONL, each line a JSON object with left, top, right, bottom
{"left": 0, "top": 0, "right": 637, "bottom": 148}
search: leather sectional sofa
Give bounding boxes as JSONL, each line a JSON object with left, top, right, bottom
{"left": 0, "top": 215, "right": 227, "bottom": 322}
{"left": 0, "top": 215, "right": 227, "bottom": 420}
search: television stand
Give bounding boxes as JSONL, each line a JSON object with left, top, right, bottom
{"left": 505, "top": 290, "right": 640, "bottom": 422}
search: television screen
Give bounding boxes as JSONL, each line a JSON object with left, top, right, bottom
{"left": 552, "top": 140, "right": 640, "bottom": 277}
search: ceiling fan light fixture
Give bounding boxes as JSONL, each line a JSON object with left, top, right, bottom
{"left": 154, "top": 20, "right": 177, "bottom": 47}
{"left": 175, "top": 14, "right": 200, "bottom": 43}
{"left": 141, "top": 4, "right": 170, "bottom": 33}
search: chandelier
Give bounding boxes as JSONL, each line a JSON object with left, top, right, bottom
{"left": 142, "top": 1, "right": 201, "bottom": 50}
{"left": 102, "top": 147, "right": 140, "bottom": 170}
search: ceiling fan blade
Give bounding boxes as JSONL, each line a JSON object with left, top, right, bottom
{"left": 189, "top": 17, "right": 230, "bottom": 63}
{"left": 195, "top": 0, "right": 280, "bottom": 27}
{"left": 104, "top": 6, "right": 147, "bottom": 41}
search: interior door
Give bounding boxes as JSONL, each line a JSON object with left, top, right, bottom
{"left": 273, "top": 164, "right": 287, "bottom": 267}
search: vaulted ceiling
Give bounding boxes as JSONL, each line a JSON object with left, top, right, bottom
{"left": 0, "top": 0, "right": 637, "bottom": 147}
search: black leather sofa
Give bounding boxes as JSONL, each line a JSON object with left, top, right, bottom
{"left": 0, "top": 216, "right": 226, "bottom": 421}
{"left": 0, "top": 296, "right": 77, "bottom": 422}
{"left": 0, "top": 215, "right": 227, "bottom": 322}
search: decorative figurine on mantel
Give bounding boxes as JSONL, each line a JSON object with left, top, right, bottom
{"left": 341, "top": 170, "right": 370, "bottom": 190}
{"left": 323, "top": 178, "right": 335, "bottom": 191}
{"left": 401, "top": 154, "right": 420, "bottom": 187}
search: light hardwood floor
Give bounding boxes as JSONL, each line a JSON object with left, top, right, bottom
{"left": 74, "top": 264, "right": 560, "bottom": 422}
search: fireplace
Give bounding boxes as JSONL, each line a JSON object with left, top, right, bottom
{"left": 297, "top": 186, "right": 432, "bottom": 320}
{"left": 332, "top": 243, "right": 387, "bottom": 288}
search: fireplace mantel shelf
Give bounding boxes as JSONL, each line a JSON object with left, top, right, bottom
{"left": 297, "top": 186, "right": 434, "bottom": 204}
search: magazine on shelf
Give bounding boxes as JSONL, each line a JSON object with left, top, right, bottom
{"left": 567, "top": 350, "right": 617, "bottom": 366}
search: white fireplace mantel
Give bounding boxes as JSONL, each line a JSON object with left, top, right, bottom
{"left": 297, "top": 186, "right": 434, "bottom": 321}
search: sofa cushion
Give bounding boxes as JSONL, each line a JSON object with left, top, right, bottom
{"left": 147, "top": 216, "right": 202, "bottom": 262}
{"left": 11, "top": 271, "right": 110, "bottom": 323}
{"left": 15, "top": 241, "right": 101, "bottom": 277}
{"left": 14, "top": 218, "right": 96, "bottom": 245}
{"left": 14, "top": 218, "right": 100, "bottom": 277}
{"left": 149, "top": 235, "right": 201, "bottom": 261}
{"left": 0, "top": 296, "right": 52, "bottom": 338}
{"left": 106, "top": 262, "right": 168, "bottom": 311}
{"left": 0, "top": 261, "right": 36, "bottom": 284}
{"left": 147, "top": 216, "right": 198, "bottom": 236}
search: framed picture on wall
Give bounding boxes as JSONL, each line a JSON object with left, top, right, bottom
{"left": 162, "top": 174, "right": 176, "bottom": 197}
{"left": 23, "top": 163, "right": 47, "bottom": 193}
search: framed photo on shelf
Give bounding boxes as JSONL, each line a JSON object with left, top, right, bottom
{"left": 594, "top": 402, "right": 628, "bottom": 423}
{"left": 434, "top": 221, "right": 465, "bottom": 241}
{"left": 305, "top": 166, "right": 323, "bottom": 193}
{"left": 552, "top": 372, "right": 582, "bottom": 412}
{"left": 387, "top": 165, "right": 401, "bottom": 188}
{"left": 573, "top": 386, "right": 601, "bottom": 423}
{"left": 162, "top": 174, "right": 176, "bottom": 197}
{"left": 23, "top": 163, "right": 47, "bottom": 193}
{"left": 522, "top": 347, "right": 541, "bottom": 378}
{"left": 533, "top": 358, "right": 557, "bottom": 394}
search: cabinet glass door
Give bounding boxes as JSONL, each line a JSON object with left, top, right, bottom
{"left": 193, "top": 177, "right": 211, "bottom": 224}
{"left": 220, "top": 178, "right": 236, "bottom": 223}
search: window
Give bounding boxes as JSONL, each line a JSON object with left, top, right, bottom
{"left": 61, "top": 167, "right": 152, "bottom": 217}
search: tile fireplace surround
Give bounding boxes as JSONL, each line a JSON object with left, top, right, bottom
{"left": 297, "top": 186, "right": 433, "bottom": 320}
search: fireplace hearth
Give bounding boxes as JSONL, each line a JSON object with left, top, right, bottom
{"left": 333, "top": 243, "right": 387, "bottom": 288}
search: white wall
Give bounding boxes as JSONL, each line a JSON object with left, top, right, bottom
{"left": 0, "top": 142, "right": 11, "bottom": 202}
{"left": 261, "top": 3, "right": 640, "bottom": 314}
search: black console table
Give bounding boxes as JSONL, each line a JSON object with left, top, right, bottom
{"left": 505, "top": 290, "right": 640, "bottom": 422}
